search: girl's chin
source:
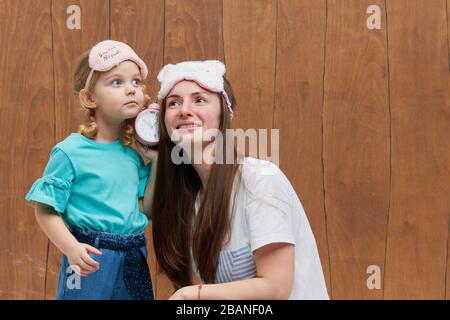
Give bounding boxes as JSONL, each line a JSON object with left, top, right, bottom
{"left": 123, "top": 104, "right": 141, "bottom": 110}
{"left": 122, "top": 106, "right": 141, "bottom": 117}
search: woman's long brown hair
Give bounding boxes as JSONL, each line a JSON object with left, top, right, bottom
{"left": 151, "top": 78, "right": 240, "bottom": 289}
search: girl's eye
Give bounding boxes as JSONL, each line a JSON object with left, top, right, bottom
{"left": 195, "top": 97, "right": 206, "bottom": 103}
{"left": 111, "top": 79, "right": 121, "bottom": 87}
{"left": 132, "top": 79, "right": 141, "bottom": 86}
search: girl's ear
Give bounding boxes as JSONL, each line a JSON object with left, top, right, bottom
{"left": 79, "top": 88, "right": 97, "bottom": 109}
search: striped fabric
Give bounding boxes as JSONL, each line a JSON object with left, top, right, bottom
{"left": 215, "top": 243, "right": 257, "bottom": 283}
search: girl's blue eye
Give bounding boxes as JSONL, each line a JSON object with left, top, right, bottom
{"left": 111, "top": 79, "right": 121, "bottom": 86}
{"left": 132, "top": 79, "right": 141, "bottom": 86}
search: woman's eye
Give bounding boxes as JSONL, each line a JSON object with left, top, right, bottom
{"left": 195, "top": 97, "right": 206, "bottom": 103}
{"left": 111, "top": 79, "right": 121, "bottom": 86}
{"left": 168, "top": 100, "right": 180, "bottom": 108}
{"left": 132, "top": 79, "right": 141, "bottom": 86}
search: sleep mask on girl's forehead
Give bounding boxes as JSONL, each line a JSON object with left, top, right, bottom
{"left": 84, "top": 40, "right": 148, "bottom": 90}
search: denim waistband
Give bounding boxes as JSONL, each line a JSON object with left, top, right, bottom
{"left": 71, "top": 227, "right": 146, "bottom": 250}
{"left": 70, "top": 227, "right": 152, "bottom": 300}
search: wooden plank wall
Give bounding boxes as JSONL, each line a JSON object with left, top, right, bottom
{"left": 0, "top": 0, "right": 54, "bottom": 299}
{"left": 323, "top": 0, "right": 390, "bottom": 299}
{"left": 384, "top": 0, "right": 450, "bottom": 299}
{"left": 1, "top": 0, "right": 449, "bottom": 300}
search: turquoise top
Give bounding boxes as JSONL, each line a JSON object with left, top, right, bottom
{"left": 25, "top": 133, "right": 151, "bottom": 235}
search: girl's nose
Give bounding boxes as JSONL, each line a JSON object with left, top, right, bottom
{"left": 126, "top": 85, "right": 136, "bottom": 96}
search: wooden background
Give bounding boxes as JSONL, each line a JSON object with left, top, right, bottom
{"left": 1, "top": 0, "right": 449, "bottom": 299}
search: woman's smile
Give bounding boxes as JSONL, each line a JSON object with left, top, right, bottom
{"left": 176, "top": 121, "right": 203, "bottom": 131}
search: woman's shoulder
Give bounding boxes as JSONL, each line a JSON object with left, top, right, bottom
{"left": 238, "top": 157, "right": 293, "bottom": 198}
{"left": 239, "top": 157, "right": 284, "bottom": 183}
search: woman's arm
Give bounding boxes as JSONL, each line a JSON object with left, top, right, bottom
{"left": 169, "top": 242, "right": 295, "bottom": 300}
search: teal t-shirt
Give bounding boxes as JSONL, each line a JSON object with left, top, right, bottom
{"left": 25, "top": 133, "right": 151, "bottom": 235}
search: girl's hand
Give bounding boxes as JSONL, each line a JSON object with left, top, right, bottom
{"left": 66, "top": 243, "right": 102, "bottom": 277}
{"left": 136, "top": 141, "right": 159, "bottom": 163}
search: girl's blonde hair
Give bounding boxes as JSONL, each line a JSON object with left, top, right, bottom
{"left": 72, "top": 50, "right": 137, "bottom": 146}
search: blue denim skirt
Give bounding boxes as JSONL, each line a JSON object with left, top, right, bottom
{"left": 55, "top": 227, "right": 153, "bottom": 300}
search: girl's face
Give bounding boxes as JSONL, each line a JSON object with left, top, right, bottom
{"left": 91, "top": 60, "right": 145, "bottom": 123}
{"left": 164, "top": 80, "right": 221, "bottom": 145}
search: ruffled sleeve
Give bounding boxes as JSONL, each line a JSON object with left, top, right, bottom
{"left": 25, "top": 148, "right": 75, "bottom": 213}
{"left": 138, "top": 161, "right": 152, "bottom": 198}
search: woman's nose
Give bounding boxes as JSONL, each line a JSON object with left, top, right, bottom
{"left": 179, "top": 100, "right": 192, "bottom": 116}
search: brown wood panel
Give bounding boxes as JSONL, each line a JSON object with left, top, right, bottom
{"left": 111, "top": 0, "right": 164, "bottom": 100}
{"left": 45, "top": 0, "right": 110, "bottom": 299}
{"left": 324, "top": 0, "right": 390, "bottom": 299}
{"left": 0, "top": 0, "right": 54, "bottom": 299}
{"left": 159, "top": 0, "right": 224, "bottom": 299}
{"left": 223, "top": 0, "right": 276, "bottom": 134}
{"left": 384, "top": 0, "right": 450, "bottom": 299}
{"left": 110, "top": 0, "right": 164, "bottom": 298}
{"left": 274, "top": 0, "right": 331, "bottom": 295}
{"left": 164, "top": 0, "right": 223, "bottom": 64}
{"left": 446, "top": 0, "right": 450, "bottom": 301}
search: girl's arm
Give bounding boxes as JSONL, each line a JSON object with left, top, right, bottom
{"left": 169, "top": 243, "right": 295, "bottom": 300}
{"left": 35, "top": 203, "right": 79, "bottom": 254}
{"left": 35, "top": 203, "right": 102, "bottom": 276}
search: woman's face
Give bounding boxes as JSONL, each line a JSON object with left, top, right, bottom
{"left": 164, "top": 80, "right": 221, "bottom": 146}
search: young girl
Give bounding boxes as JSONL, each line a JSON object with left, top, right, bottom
{"left": 25, "top": 40, "right": 157, "bottom": 300}
{"left": 152, "top": 60, "right": 329, "bottom": 299}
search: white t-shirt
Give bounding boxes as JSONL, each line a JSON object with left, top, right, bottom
{"left": 193, "top": 157, "right": 329, "bottom": 300}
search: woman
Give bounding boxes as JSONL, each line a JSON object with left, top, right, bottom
{"left": 151, "top": 60, "right": 329, "bottom": 299}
